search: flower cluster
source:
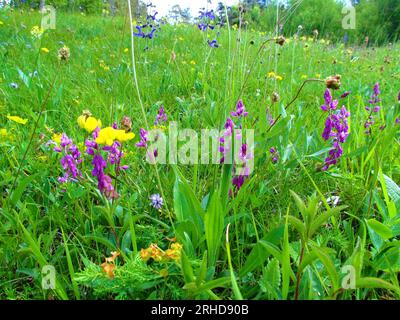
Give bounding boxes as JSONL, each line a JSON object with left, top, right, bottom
{"left": 150, "top": 193, "right": 163, "bottom": 210}
{"left": 269, "top": 147, "right": 279, "bottom": 164}
{"left": 133, "top": 3, "right": 160, "bottom": 39}
{"left": 220, "top": 100, "right": 252, "bottom": 196}
{"left": 48, "top": 113, "right": 134, "bottom": 199}
{"left": 320, "top": 89, "right": 350, "bottom": 171}
{"left": 85, "top": 122, "right": 134, "bottom": 198}
{"left": 30, "top": 26, "right": 44, "bottom": 39}
{"left": 197, "top": 8, "right": 221, "bottom": 48}
{"left": 136, "top": 105, "right": 168, "bottom": 159}
{"left": 51, "top": 134, "right": 83, "bottom": 183}
{"left": 140, "top": 242, "right": 183, "bottom": 263}
{"left": 101, "top": 251, "right": 120, "bottom": 279}
{"left": 364, "top": 83, "right": 382, "bottom": 135}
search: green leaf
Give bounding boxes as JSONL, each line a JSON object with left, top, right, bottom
{"left": 204, "top": 192, "right": 224, "bottom": 267}
{"left": 260, "top": 258, "right": 281, "bottom": 299}
{"left": 9, "top": 174, "right": 37, "bottom": 207}
{"left": 310, "top": 245, "right": 340, "bottom": 293}
{"left": 367, "top": 219, "right": 393, "bottom": 240}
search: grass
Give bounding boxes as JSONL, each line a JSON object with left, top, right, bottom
{"left": 0, "top": 9, "right": 399, "bottom": 300}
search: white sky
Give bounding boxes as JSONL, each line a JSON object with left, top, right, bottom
{"left": 150, "top": 0, "right": 240, "bottom": 17}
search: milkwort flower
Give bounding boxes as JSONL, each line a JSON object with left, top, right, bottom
{"left": 320, "top": 89, "right": 350, "bottom": 171}
{"left": 364, "top": 83, "right": 382, "bottom": 135}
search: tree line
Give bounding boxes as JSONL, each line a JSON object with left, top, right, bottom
{"left": 7, "top": 0, "right": 400, "bottom": 44}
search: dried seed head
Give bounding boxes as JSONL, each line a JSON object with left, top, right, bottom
{"left": 58, "top": 46, "right": 70, "bottom": 61}
{"left": 275, "top": 36, "right": 286, "bottom": 46}
{"left": 271, "top": 92, "right": 280, "bottom": 103}
{"left": 326, "top": 75, "right": 341, "bottom": 90}
{"left": 82, "top": 109, "right": 92, "bottom": 118}
{"left": 120, "top": 115, "right": 132, "bottom": 132}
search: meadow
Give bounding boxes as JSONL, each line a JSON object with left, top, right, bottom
{"left": 0, "top": 8, "right": 400, "bottom": 300}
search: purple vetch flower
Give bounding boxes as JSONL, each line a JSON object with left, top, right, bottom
{"left": 53, "top": 134, "right": 83, "bottom": 184}
{"left": 321, "top": 89, "right": 338, "bottom": 111}
{"left": 321, "top": 106, "right": 350, "bottom": 171}
{"left": 103, "top": 141, "right": 128, "bottom": 172}
{"left": 136, "top": 128, "right": 149, "bottom": 148}
{"left": 154, "top": 106, "right": 167, "bottom": 125}
{"left": 340, "top": 91, "right": 351, "bottom": 99}
{"left": 266, "top": 108, "right": 274, "bottom": 125}
{"left": 219, "top": 117, "right": 235, "bottom": 163}
{"left": 364, "top": 83, "right": 382, "bottom": 135}
{"left": 150, "top": 193, "right": 163, "bottom": 210}
{"left": 269, "top": 147, "right": 279, "bottom": 164}
{"left": 395, "top": 118, "right": 400, "bottom": 125}
{"left": 231, "top": 99, "right": 249, "bottom": 119}
{"left": 91, "top": 153, "right": 118, "bottom": 199}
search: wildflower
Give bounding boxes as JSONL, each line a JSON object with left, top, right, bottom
{"left": 78, "top": 114, "right": 102, "bottom": 133}
{"left": 267, "top": 72, "right": 283, "bottom": 81}
{"left": 231, "top": 99, "right": 248, "bottom": 119}
{"left": 124, "top": 48, "right": 129, "bottom": 53}
{"left": 266, "top": 108, "right": 274, "bottom": 125}
{"left": 91, "top": 153, "right": 118, "bottom": 198}
{"left": 10, "top": 82, "right": 18, "bottom": 89}
{"left": 364, "top": 83, "right": 382, "bottom": 135}
{"left": 101, "top": 251, "right": 120, "bottom": 278}
{"left": 207, "top": 39, "right": 219, "bottom": 48}
{"left": 58, "top": 46, "right": 70, "bottom": 61}
{"left": 54, "top": 134, "right": 83, "bottom": 183}
{"left": 95, "top": 127, "right": 134, "bottom": 146}
{"left": 136, "top": 128, "right": 149, "bottom": 148}
{"left": 320, "top": 89, "right": 339, "bottom": 112}
{"left": 320, "top": 89, "right": 350, "bottom": 171}
{"left": 269, "top": 147, "right": 279, "bottom": 164}
{"left": 30, "top": 26, "right": 44, "bottom": 39}
{"left": 154, "top": 106, "right": 167, "bottom": 126}
{"left": 41, "top": 47, "right": 49, "bottom": 53}
{"left": 7, "top": 115, "right": 28, "bottom": 125}
{"left": 150, "top": 193, "right": 163, "bottom": 210}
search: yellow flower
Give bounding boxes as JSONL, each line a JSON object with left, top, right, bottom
{"left": 1, "top": 128, "right": 8, "bottom": 137}
{"left": 124, "top": 48, "right": 129, "bottom": 53}
{"left": 190, "top": 60, "right": 196, "bottom": 65}
{"left": 95, "top": 127, "right": 135, "bottom": 146}
{"left": 41, "top": 47, "right": 49, "bottom": 53}
{"left": 0, "top": 21, "right": 4, "bottom": 26}
{"left": 52, "top": 133, "right": 62, "bottom": 144}
{"left": 301, "top": 74, "right": 308, "bottom": 79}
{"left": 78, "top": 115, "right": 101, "bottom": 133}
{"left": 7, "top": 115, "right": 28, "bottom": 125}
{"left": 268, "top": 72, "right": 283, "bottom": 81}
{"left": 30, "top": 26, "right": 44, "bottom": 39}
{"left": 315, "top": 74, "right": 321, "bottom": 79}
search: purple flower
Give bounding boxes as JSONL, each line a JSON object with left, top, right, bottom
{"left": 53, "top": 134, "right": 83, "bottom": 184}
{"left": 321, "top": 103, "right": 350, "bottom": 171}
{"left": 269, "top": 147, "right": 279, "bottom": 164}
{"left": 207, "top": 39, "right": 219, "bottom": 48}
{"left": 91, "top": 153, "right": 118, "bottom": 199}
{"left": 231, "top": 99, "right": 248, "bottom": 119}
{"left": 150, "top": 193, "right": 163, "bottom": 210}
{"left": 364, "top": 83, "right": 382, "bottom": 135}
{"left": 154, "top": 106, "right": 167, "bottom": 125}
{"left": 321, "top": 89, "right": 338, "bottom": 111}
{"left": 340, "top": 91, "right": 351, "bottom": 99}
{"left": 136, "top": 128, "right": 149, "bottom": 148}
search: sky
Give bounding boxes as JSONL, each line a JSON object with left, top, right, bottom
{"left": 150, "top": 0, "right": 240, "bottom": 17}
